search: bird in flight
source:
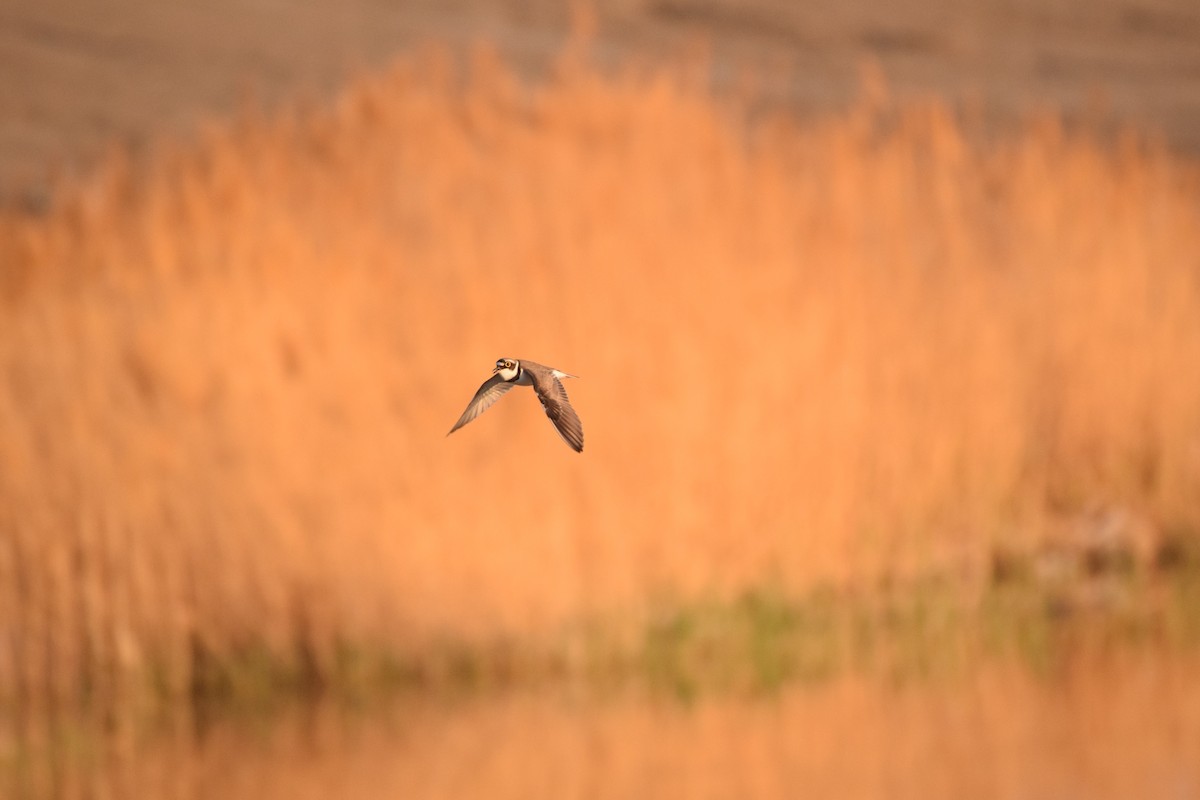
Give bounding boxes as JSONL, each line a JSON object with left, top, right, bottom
{"left": 448, "top": 358, "right": 584, "bottom": 452}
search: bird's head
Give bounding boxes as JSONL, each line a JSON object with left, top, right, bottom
{"left": 494, "top": 358, "right": 519, "bottom": 381}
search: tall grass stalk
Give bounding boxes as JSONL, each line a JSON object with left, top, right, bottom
{"left": 2, "top": 38, "right": 1198, "bottom": 711}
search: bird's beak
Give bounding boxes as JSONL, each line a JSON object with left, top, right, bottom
{"left": 492, "top": 366, "right": 500, "bottom": 373}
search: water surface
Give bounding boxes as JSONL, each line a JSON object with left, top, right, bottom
{"left": 7, "top": 652, "right": 1199, "bottom": 799}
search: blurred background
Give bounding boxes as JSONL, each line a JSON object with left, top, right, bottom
{"left": 2, "top": 1, "right": 1200, "bottom": 798}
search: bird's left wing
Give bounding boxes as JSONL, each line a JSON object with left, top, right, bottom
{"left": 529, "top": 372, "right": 584, "bottom": 453}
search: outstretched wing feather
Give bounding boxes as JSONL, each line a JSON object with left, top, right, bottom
{"left": 448, "top": 374, "right": 515, "bottom": 435}
{"left": 529, "top": 372, "right": 584, "bottom": 453}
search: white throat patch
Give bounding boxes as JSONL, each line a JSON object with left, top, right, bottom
{"left": 496, "top": 360, "right": 521, "bottom": 382}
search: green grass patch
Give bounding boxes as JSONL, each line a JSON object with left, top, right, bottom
{"left": 6, "top": 538, "right": 1200, "bottom": 723}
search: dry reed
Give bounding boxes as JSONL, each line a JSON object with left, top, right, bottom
{"left": 1, "top": 37, "right": 1198, "bottom": 710}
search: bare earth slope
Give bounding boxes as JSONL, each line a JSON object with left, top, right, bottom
{"left": 2, "top": 0, "right": 1200, "bottom": 203}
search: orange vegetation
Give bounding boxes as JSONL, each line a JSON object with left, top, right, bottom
{"left": 1, "top": 40, "right": 1199, "bottom": 708}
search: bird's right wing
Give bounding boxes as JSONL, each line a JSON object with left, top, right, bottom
{"left": 448, "top": 374, "right": 515, "bottom": 435}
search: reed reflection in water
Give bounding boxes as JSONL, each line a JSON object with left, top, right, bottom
{"left": 6, "top": 653, "right": 1199, "bottom": 800}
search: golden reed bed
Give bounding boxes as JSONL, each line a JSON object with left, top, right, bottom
{"left": 1, "top": 39, "right": 1198, "bottom": 711}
